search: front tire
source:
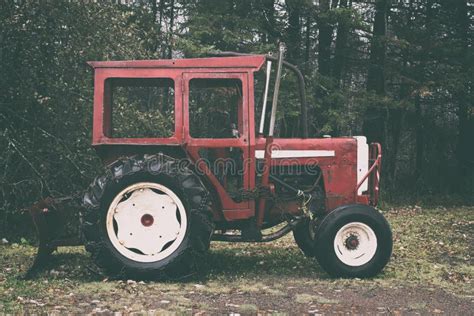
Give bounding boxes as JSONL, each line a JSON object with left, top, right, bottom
{"left": 314, "top": 204, "right": 392, "bottom": 278}
{"left": 81, "top": 154, "right": 213, "bottom": 280}
{"left": 293, "top": 184, "right": 325, "bottom": 257}
{"left": 292, "top": 218, "right": 318, "bottom": 257}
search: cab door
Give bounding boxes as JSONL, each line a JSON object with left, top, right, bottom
{"left": 183, "top": 72, "right": 253, "bottom": 220}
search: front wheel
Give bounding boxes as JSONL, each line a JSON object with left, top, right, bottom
{"left": 292, "top": 184, "right": 325, "bottom": 257}
{"left": 314, "top": 204, "right": 392, "bottom": 278}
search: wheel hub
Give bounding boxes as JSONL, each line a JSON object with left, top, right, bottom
{"left": 141, "top": 214, "right": 154, "bottom": 227}
{"left": 345, "top": 234, "right": 359, "bottom": 250}
{"left": 333, "top": 222, "right": 378, "bottom": 267}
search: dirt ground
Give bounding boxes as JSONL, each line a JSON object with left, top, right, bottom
{"left": 1, "top": 206, "right": 473, "bottom": 314}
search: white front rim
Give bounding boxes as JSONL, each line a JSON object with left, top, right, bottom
{"left": 333, "top": 222, "right": 377, "bottom": 267}
{"left": 106, "top": 182, "right": 187, "bottom": 263}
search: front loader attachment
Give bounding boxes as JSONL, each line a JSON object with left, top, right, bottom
{"left": 25, "top": 196, "right": 82, "bottom": 279}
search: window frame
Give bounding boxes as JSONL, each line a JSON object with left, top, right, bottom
{"left": 92, "top": 68, "right": 183, "bottom": 145}
{"left": 187, "top": 77, "right": 244, "bottom": 139}
{"left": 106, "top": 77, "right": 176, "bottom": 139}
{"left": 183, "top": 72, "right": 249, "bottom": 147}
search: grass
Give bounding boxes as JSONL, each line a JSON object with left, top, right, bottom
{"left": 0, "top": 206, "right": 472, "bottom": 314}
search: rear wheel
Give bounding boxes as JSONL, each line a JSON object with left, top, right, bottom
{"left": 82, "top": 154, "right": 213, "bottom": 280}
{"left": 314, "top": 204, "right": 392, "bottom": 278}
{"left": 105, "top": 182, "right": 188, "bottom": 264}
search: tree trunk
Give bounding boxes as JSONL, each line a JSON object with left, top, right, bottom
{"left": 284, "top": 0, "right": 305, "bottom": 137}
{"left": 388, "top": 54, "right": 409, "bottom": 188}
{"left": 389, "top": 109, "right": 403, "bottom": 185}
{"left": 158, "top": 0, "right": 165, "bottom": 57}
{"left": 150, "top": 0, "right": 158, "bottom": 23}
{"left": 285, "top": 0, "right": 302, "bottom": 65}
{"left": 167, "top": 0, "right": 175, "bottom": 59}
{"left": 318, "top": 0, "right": 332, "bottom": 76}
{"left": 367, "top": 0, "right": 388, "bottom": 94}
{"left": 414, "top": 95, "right": 424, "bottom": 182}
{"left": 260, "top": 0, "right": 277, "bottom": 44}
{"left": 412, "top": 0, "right": 434, "bottom": 183}
{"left": 363, "top": 0, "right": 389, "bottom": 144}
{"left": 454, "top": 0, "right": 474, "bottom": 192}
{"left": 333, "top": 0, "right": 349, "bottom": 86}
{"left": 150, "top": 0, "right": 160, "bottom": 53}
{"left": 304, "top": 13, "right": 311, "bottom": 73}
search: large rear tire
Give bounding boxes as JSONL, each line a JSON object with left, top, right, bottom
{"left": 314, "top": 204, "right": 392, "bottom": 278}
{"left": 81, "top": 154, "right": 213, "bottom": 280}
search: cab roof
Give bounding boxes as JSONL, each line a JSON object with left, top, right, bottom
{"left": 87, "top": 55, "right": 266, "bottom": 70}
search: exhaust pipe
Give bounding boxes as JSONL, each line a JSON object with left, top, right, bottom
{"left": 268, "top": 43, "right": 285, "bottom": 137}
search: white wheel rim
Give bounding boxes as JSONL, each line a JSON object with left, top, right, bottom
{"left": 333, "top": 222, "right": 377, "bottom": 267}
{"left": 106, "top": 182, "right": 187, "bottom": 263}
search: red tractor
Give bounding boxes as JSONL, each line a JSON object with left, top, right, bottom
{"left": 29, "top": 46, "right": 392, "bottom": 279}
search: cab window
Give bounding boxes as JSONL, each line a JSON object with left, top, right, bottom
{"left": 189, "top": 78, "right": 243, "bottom": 139}
{"left": 108, "top": 78, "right": 175, "bottom": 138}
